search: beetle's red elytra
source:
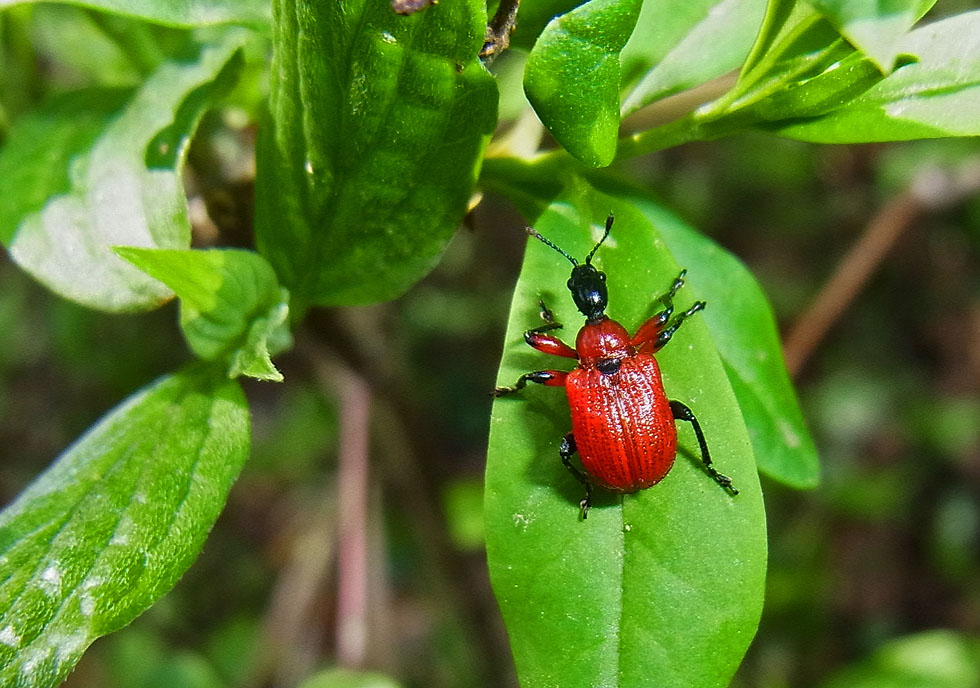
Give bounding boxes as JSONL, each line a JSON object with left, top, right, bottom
{"left": 493, "top": 214, "right": 738, "bottom": 519}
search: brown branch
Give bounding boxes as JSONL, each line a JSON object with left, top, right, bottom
{"left": 481, "top": 0, "right": 521, "bottom": 63}
{"left": 333, "top": 365, "right": 373, "bottom": 669}
{"left": 295, "top": 319, "right": 513, "bottom": 685}
{"left": 251, "top": 474, "right": 337, "bottom": 687}
{"left": 783, "top": 192, "right": 921, "bottom": 378}
{"left": 784, "top": 162, "right": 980, "bottom": 378}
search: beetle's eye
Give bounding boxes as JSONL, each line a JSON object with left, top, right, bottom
{"left": 566, "top": 278, "right": 574, "bottom": 290}
{"left": 599, "top": 273, "right": 606, "bottom": 282}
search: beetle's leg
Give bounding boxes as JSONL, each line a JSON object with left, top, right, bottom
{"left": 492, "top": 369, "right": 567, "bottom": 397}
{"left": 525, "top": 331, "right": 578, "bottom": 358}
{"left": 560, "top": 433, "right": 593, "bottom": 519}
{"left": 537, "top": 298, "right": 559, "bottom": 325}
{"left": 669, "top": 401, "right": 738, "bottom": 496}
{"left": 647, "top": 301, "right": 706, "bottom": 353}
{"left": 632, "top": 270, "right": 696, "bottom": 352}
{"left": 494, "top": 302, "right": 577, "bottom": 395}
{"left": 523, "top": 299, "right": 578, "bottom": 359}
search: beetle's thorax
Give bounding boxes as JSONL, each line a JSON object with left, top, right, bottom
{"left": 575, "top": 317, "right": 634, "bottom": 367}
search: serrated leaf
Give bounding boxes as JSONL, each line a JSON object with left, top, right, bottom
{"left": 487, "top": 190, "right": 766, "bottom": 687}
{"left": 620, "top": 0, "right": 767, "bottom": 116}
{"left": 114, "top": 247, "right": 290, "bottom": 382}
{"left": 773, "top": 10, "right": 980, "bottom": 142}
{"left": 0, "top": 0, "right": 269, "bottom": 27}
{"left": 524, "top": 0, "right": 643, "bottom": 167}
{"left": 0, "top": 365, "right": 250, "bottom": 688}
{"left": 0, "top": 37, "right": 244, "bottom": 312}
{"left": 808, "top": 0, "right": 936, "bottom": 73}
{"left": 255, "top": 0, "right": 497, "bottom": 307}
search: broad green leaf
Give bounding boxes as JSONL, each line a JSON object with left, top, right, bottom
{"left": 0, "top": 365, "right": 250, "bottom": 688}
{"left": 773, "top": 10, "right": 980, "bottom": 142}
{"left": 819, "top": 630, "right": 980, "bottom": 688}
{"left": 255, "top": 0, "right": 497, "bottom": 307}
{"left": 487, "top": 189, "right": 766, "bottom": 688}
{"left": 625, "top": 194, "right": 819, "bottom": 488}
{"left": 0, "top": 37, "right": 244, "bottom": 312}
{"left": 114, "top": 248, "right": 291, "bottom": 382}
{"left": 481, "top": 159, "right": 819, "bottom": 487}
{"left": 620, "top": 0, "right": 767, "bottom": 116}
{"left": 523, "top": 0, "right": 643, "bottom": 167}
{"left": 808, "top": 0, "right": 936, "bottom": 73}
{"left": 298, "top": 668, "right": 404, "bottom": 688}
{"left": 0, "top": 0, "right": 269, "bottom": 27}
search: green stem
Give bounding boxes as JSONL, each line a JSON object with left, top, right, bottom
{"left": 614, "top": 115, "right": 703, "bottom": 161}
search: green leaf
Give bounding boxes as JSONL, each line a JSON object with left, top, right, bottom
{"left": 114, "top": 247, "right": 291, "bottom": 382}
{"left": 819, "top": 630, "right": 980, "bottom": 688}
{"left": 0, "top": 0, "right": 270, "bottom": 27}
{"left": 714, "top": 2, "right": 854, "bottom": 119}
{"left": 624, "top": 194, "right": 819, "bottom": 488}
{"left": 742, "top": 50, "right": 888, "bottom": 122}
{"left": 704, "top": 0, "right": 937, "bottom": 125}
{"left": 481, "top": 160, "right": 820, "bottom": 487}
{"left": 487, "top": 189, "right": 766, "bottom": 687}
{"left": 614, "top": 4, "right": 859, "bottom": 159}
{"left": 808, "top": 0, "right": 936, "bottom": 73}
{"left": 773, "top": 10, "right": 980, "bottom": 142}
{"left": 619, "top": 0, "right": 930, "bottom": 154}
{"left": 298, "top": 668, "right": 404, "bottom": 688}
{"left": 255, "top": 0, "right": 497, "bottom": 308}
{"left": 0, "top": 365, "right": 250, "bottom": 688}
{"left": 0, "top": 36, "right": 244, "bottom": 312}
{"left": 524, "top": 0, "right": 643, "bottom": 167}
{"left": 620, "top": 0, "right": 767, "bottom": 116}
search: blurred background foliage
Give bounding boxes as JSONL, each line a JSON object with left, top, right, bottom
{"left": 2, "top": 2, "right": 980, "bottom": 687}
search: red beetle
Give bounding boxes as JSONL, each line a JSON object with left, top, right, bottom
{"left": 494, "top": 215, "right": 737, "bottom": 518}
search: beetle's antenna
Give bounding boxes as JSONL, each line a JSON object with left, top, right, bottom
{"left": 585, "top": 214, "right": 614, "bottom": 265}
{"left": 526, "top": 227, "right": 578, "bottom": 266}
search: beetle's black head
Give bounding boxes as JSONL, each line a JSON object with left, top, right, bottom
{"left": 567, "top": 263, "right": 607, "bottom": 321}
{"left": 526, "top": 214, "right": 614, "bottom": 323}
